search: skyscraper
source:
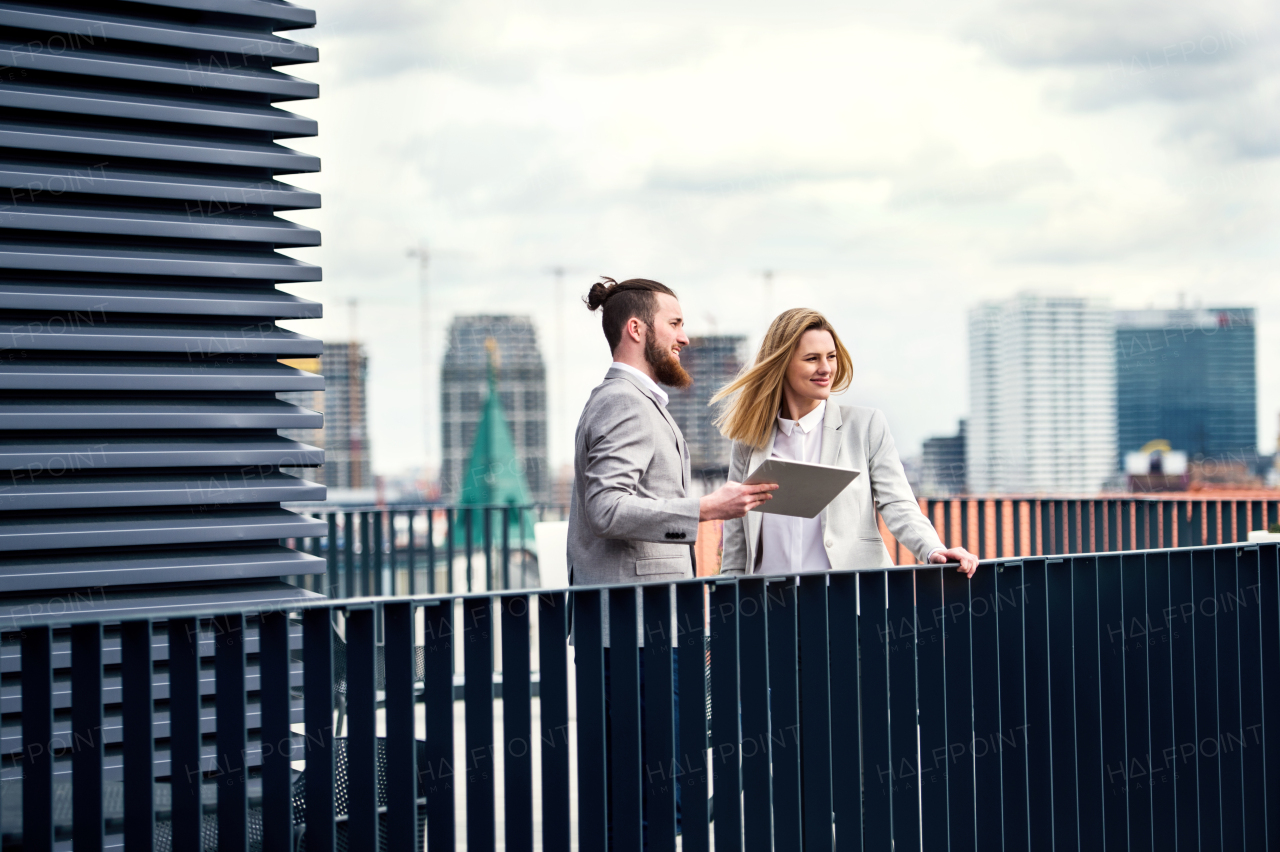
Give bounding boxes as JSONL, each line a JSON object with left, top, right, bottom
{"left": 967, "top": 293, "right": 1116, "bottom": 494}
{"left": 921, "top": 420, "right": 967, "bottom": 495}
{"left": 666, "top": 335, "right": 747, "bottom": 479}
{"left": 1114, "top": 307, "right": 1256, "bottom": 464}
{"left": 280, "top": 341, "right": 372, "bottom": 491}
{"left": 440, "top": 316, "right": 548, "bottom": 500}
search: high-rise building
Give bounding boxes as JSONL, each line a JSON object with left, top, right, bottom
{"left": 921, "top": 420, "right": 967, "bottom": 495}
{"left": 667, "top": 335, "right": 747, "bottom": 478}
{"left": 1114, "top": 307, "right": 1256, "bottom": 465}
{"left": 280, "top": 341, "right": 372, "bottom": 491}
{"left": 440, "top": 316, "right": 548, "bottom": 500}
{"left": 967, "top": 294, "right": 1116, "bottom": 494}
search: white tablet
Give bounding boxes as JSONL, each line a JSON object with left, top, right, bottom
{"left": 743, "top": 458, "right": 860, "bottom": 519}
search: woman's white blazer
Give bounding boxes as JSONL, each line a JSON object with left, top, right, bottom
{"left": 720, "top": 402, "right": 944, "bottom": 574}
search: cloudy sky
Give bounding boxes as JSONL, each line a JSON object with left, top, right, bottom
{"left": 277, "top": 0, "right": 1280, "bottom": 479}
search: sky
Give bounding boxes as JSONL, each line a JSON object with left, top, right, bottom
{"left": 276, "top": 0, "right": 1280, "bottom": 479}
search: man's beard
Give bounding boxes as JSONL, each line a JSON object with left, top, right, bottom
{"left": 646, "top": 335, "right": 692, "bottom": 389}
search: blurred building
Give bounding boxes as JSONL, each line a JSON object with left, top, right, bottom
{"left": 666, "top": 335, "right": 747, "bottom": 479}
{"left": 440, "top": 316, "right": 548, "bottom": 500}
{"left": 279, "top": 341, "right": 372, "bottom": 492}
{"left": 920, "top": 419, "right": 967, "bottom": 495}
{"left": 1114, "top": 307, "right": 1256, "bottom": 468}
{"left": 967, "top": 293, "right": 1116, "bottom": 494}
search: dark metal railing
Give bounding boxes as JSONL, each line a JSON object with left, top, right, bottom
{"left": 886, "top": 496, "right": 1280, "bottom": 563}
{"left": 280, "top": 497, "right": 1280, "bottom": 594}
{"left": 282, "top": 503, "right": 568, "bottom": 597}
{"left": 3, "top": 541, "right": 1277, "bottom": 850}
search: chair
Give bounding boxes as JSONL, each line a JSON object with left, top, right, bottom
{"left": 153, "top": 737, "right": 429, "bottom": 852}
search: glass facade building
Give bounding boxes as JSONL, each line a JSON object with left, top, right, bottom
{"left": 1114, "top": 307, "right": 1256, "bottom": 465}
{"left": 666, "top": 335, "right": 747, "bottom": 480}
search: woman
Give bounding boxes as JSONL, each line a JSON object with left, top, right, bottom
{"left": 715, "top": 308, "right": 978, "bottom": 577}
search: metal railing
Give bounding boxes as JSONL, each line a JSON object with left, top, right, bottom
{"left": 283, "top": 503, "right": 568, "bottom": 596}
{"left": 899, "top": 497, "right": 1280, "bottom": 562}
{"left": 280, "top": 497, "right": 1280, "bottom": 596}
{"left": 4, "top": 541, "right": 1277, "bottom": 850}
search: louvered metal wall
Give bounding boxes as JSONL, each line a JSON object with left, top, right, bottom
{"left": 0, "top": 0, "right": 325, "bottom": 596}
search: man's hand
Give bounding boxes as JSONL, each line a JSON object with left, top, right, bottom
{"left": 930, "top": 546, "right": 979, "bottom": 578}
{"left": 699, "top": 481, "right": 777, "bottom": 521}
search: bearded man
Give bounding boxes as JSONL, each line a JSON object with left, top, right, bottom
{"left": 569, "top": 276, "right": 773, "bottom": 617}
{"left": 568, "top": 276, "right": 774, "bottom": 847}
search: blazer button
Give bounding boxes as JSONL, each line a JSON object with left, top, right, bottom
{"left": 825, "top": 539, "right": 833, "bottom": 548}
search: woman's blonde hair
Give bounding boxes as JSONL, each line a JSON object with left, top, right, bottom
{"left": 710, "top": 308, "right": 853, "bottom": 449}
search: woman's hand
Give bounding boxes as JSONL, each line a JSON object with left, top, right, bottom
{"left": 930, "top": 546, "right": 979, "bottom": 578}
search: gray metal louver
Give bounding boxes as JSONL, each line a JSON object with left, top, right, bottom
{"left": 0, "top": 0, "right": 325, "bottom": 597}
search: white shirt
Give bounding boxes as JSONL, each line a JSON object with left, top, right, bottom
{"left": 759, "top": 401, "right": 834, "bottom": 575}
{"left": 610, "top": 361, "right": 668, "bottom": 406}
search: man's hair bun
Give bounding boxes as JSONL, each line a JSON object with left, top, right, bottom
{"left": 585, "top": 277, "right": 618, "bottom": 312}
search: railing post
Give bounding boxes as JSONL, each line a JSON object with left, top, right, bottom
{"left": 1012, "top": 499, "right": 1023, "bottom": 557}
{"left": 446, "top": 507, "right": 456, "bottom": 593}
{"left": 539, "top": 593, "right": 572, "bottom": 849}
{"left": 407, "top": 510, "right": 417, "bottom": 594}
{"left": 977, "top": 499, "right": 987, "bottom": 559}
{"left": 676, "top": 582, "right": 711, "bottom": 850}
{"left": 502, "top": 595, "right": 535, "bottom": 850}
{"left": 388, "top": 509, "right": 398, "bottom": 594}
{"left": 574, "top": 589, "right": 608, "bottom": 849}
{"left": 994, "top": 499, "right": 1004, "bottom": 558}
{"left": 260, "top": 610, "right": 294, "bottom": 851}
{"left": 428, "top": 508, "right": 437, "bottom": 594}
{"left": 738, "top": 578, "right": 773, "bottom": 852}
{"left": 22, "top": 624, "right": 54, "bottom": 852}
{"left": 344, "top": 511, "right": 355, "bottom": 598}
{"left": 609, "top": 586, "right": 644, "bottom": 852}
{"left": 464, "top": 595, "right": 497, "bottom": 851}
{"left": 346, "top": 606, "right": 379, "bottom": 848}
{"left": 327, "top": 513, "right": 339, "bottom": 596}
{"left": 465, "top": 509, "right": 474, "bottom": 593}
{"left": 502, "top": 505, "right": 512, "bottom": 590}
{"left": 423, "top": 599, "right": 457, "bottom": 849}
{"left": 642, "top": 584, "right": 678, "bottom": 849}
{"left": 168, "top": 618, "right": 202, "bottom": 850}
{"left": 71, "top": 622, "right": 104, "bottom": 852}
{"left": 384, "top": 602, "right": 420, "bottom": 850}
{"left": 483, "top": 507, "right": 494, "bottom": 592}
{"left": 215, "top": 613, "right": 249, "bottom": 850}
{"left": 303, "top": 608, "right": 336, "bottom": 852}
{"left": 121, "top": 619, "right": 154, "bottom": 850}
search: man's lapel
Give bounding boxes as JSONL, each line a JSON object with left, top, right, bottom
{"left": 605, "top": 367, "right": 687, "bottom": 487}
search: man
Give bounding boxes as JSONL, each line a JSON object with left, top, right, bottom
{"left": 568, "top": 276, "right": 774, "bottom": 846}
{"left": 569, "top": 276, "right": 774, "bottom": 624}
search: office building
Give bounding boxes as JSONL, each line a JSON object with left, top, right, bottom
{"left": 441, "top": 316, "right": 548, "bottom": 499}
{"left": 280, "top": 341, "right": 372, "bottom": 491}
{"left": 967, "top": 293, "right": 1116, "bottom": 494}
{"left": 1114, "top": 307, "right": 1256, "bottom": 465}
{"left": 667, "top": 335, "right": 747, "bottom": 478}
{"left": 921, "top": 420, "right": 967, "bottom": 495}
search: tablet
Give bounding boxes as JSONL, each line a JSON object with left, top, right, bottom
{"left": 743, "top": 458, "right": 860, "bottom": 519}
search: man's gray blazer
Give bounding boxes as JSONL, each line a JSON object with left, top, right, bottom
{"left": 567, "top": 367, "right": 700, "bottom": 644}
{"left": 721, "top": 402, "right": 944, "bottom": 574}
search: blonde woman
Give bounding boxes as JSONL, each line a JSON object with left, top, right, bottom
{"left": 715, "top": 309, "right": 978, "bottom": 577}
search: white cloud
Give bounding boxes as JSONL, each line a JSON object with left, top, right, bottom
{"left": 280, "top": 0, "right": 1280, "bottom": 479}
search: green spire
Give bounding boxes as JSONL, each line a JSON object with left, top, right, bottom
{"left": 454, "top": 338, "right": 536, "bottom": 547}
